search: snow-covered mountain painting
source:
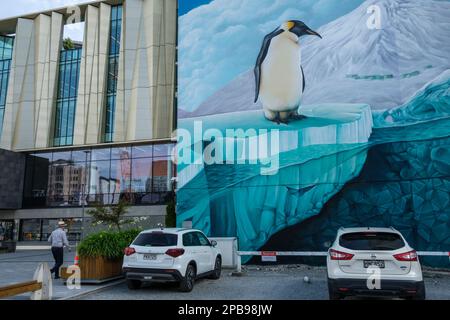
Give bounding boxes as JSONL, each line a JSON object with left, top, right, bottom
{"left": 179, "top": 0, "right": 450, "bottom": 118}
{"left": 177, "top": 0, "right": 450, "bottom": 267}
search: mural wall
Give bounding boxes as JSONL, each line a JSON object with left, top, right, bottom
{"left": 177, "top": 0, "right": 450, "bottom": 267}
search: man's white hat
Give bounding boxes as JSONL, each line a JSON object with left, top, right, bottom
{"left": 58, "top": 221, "right": 66, "bottom": 227}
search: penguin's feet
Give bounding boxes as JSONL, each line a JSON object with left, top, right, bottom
{"left": 290, "top": 113, "right": 307, "bottom": 121}
{"left": 264, "top": 109, "right": 278, "bottom": 122}
{"left": 279, "top": 111, "right": 291, "bottom": 125}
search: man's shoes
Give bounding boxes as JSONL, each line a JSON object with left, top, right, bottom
{"left": 54, "top": 276, "right": 60, "bottom": 280}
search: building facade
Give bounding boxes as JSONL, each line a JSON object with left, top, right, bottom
{"left": 0, "top": 0, "right": 177, "bottom": 242}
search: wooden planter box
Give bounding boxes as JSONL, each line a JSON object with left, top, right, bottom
{"left": 61, "top": 256, "right": 124, "bottom": 284}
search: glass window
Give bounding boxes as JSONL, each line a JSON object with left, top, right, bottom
{"left": 131, "top": 158, "right": 152, "bottom": 193}
{"left": 91, "top": 148, "right": 111, "bottom": 161}
{"left": 72, "top": 150, "right": 91, "bottom": 163}
{"left": 132, "top": 145, "right": 153, "bottom": 158}
{"left": 20, "top": 219, "right": 42, "bottom": 241}
{"left": 111, "top": 146, "right": 131, "bottom": 160}
{"left": 153, "top": 157, "right": 171, "bottom": 192}
{"left": 88, "top": 160, "right": 111, "bottom": 201}
{"left": 0, "top": 220, "right": 15, "bottom": 241}
{"left": 183, "top": 232, "right": 201, "bottom": 246}
{"left": 52, "top": 151, "right": 72, "bottom": 162}
{"left": 54, "top": 48, "right": 81, "bottom": 147}
{"left": 110, "top": 159, "right": 131, "bottom": 194}
{"left": 23, "top": 143, "right": 175, "bottom": 208}
{"left": 195, "top": 232, "right": 211, "bottom": 246}
{"left": 154, "top": 144, "right": 172, "bottom": 157}
{"left": 339, "top": 232, "right": 405, "bottom": 251}
{"left": 133, "top": 232, "right": 178, "bottom": 247}
{"left": 104, "top": 5, "right": 122, "bottom": 142}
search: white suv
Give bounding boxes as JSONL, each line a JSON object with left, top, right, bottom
{"left": 327, "top": 227, "right": 425, "bottom": 300}
{"left": 122, "top": 228, "right": 222, "bottom": 292}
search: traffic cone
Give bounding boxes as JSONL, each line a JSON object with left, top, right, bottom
{"left": 74, "top": 253, "right": 79, "bottom": 266}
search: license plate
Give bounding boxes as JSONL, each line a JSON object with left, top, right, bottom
{"left": 364, "top": 260, "right": 385, "bottom": 268}
{"left": 143, "top": 254, "right": 157, "bottom": 261}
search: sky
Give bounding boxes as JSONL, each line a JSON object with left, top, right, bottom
{"left": 179, "top": 0, "right": 368, "bottom": 112}
{"left": 0, "top": 0, "right": 89, "bottom": 41}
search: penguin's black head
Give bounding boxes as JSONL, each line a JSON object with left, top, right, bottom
{"left": 284, "top": 20, "right": 322, "bottom": 39}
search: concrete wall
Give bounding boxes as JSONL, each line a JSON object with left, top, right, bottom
{"left": 0, "top": 0, "right": 176, "bottom": 151}
{"left": 0, "top": 14, "right": 63, "bottom": 150}
{"left": 114, "top": 0, "right": 177, "bottom": 142}
{"left": 74, "top": 3, "right": 111, "bottom": 145}
{"left": 0, "top": 149, "right": 26, "bottom": 209}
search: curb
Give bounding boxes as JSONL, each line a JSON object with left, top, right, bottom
{"left": 57, "top": 279, "right": 126, "bottom": 300}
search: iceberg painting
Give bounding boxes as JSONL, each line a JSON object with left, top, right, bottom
{"left": 177, "top": 0, "right": 450, "bottom": 267}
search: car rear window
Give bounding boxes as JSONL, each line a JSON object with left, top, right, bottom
{"left": 133, "top": 233, "right": 178, "bottom": 247}
{"left": 339, "top": 232, "right": 405, "bottom": 251}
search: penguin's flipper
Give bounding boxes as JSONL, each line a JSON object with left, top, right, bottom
{"left": 301, "top": 66, "right": 306, "bottom": 93}
{"left": 254, "top": 28, "right": 284, "bottom": 103}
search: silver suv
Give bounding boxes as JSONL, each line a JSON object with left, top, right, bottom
{"left": 327, "top": 227, "right": 425, "bottom": 300}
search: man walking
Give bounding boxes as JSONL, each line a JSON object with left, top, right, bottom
{"left": 48, "top": 221, "right": 70, "bottom": 279}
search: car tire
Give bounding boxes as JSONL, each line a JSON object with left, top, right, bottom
{"left": 180, "top": 264, "right": 196, "bottom": 292}
{"left": 209, "top": 257, "right": 222, "bottom": 280}
{"left": 406, "top": 282, "right": 426, "bottom": 300}
{"left": 328, "top": 281, "right": 343, "bottom": 300}
{"left": 127, "top": 279, "right": 142, "bottom": 290}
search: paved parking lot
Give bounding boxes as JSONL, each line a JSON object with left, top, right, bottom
{"left": 78, "top": 265, "right": 450, "bottom": 300}
{"left": 1, "top": 251, "right": 449, "bottom": 300}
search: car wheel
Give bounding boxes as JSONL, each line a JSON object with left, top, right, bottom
{"left": 180, "top": 264, "right": 196, "bottom": 292}
{"left": 127, "top": 279, "right": 142, "bottom": 290}
{"left": 328, "top": 282, "right": 343, "bottom": 300}
{"left": 209, "top": 257, "right": 222, "bottom": 280}
{"left": 406, "top": 282, "right": 426, "bottom": 300}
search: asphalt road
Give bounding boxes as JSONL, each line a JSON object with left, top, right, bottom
{"left": 77, "top": 265, "right": 450, "bottom": 300}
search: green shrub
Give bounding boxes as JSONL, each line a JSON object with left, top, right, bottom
{"left": 78, "top": 229, "right": 141, "bottom": 260}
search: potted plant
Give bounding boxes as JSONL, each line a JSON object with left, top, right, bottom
{"left": 62, "top": 200, "right": 140, "bottom": 282}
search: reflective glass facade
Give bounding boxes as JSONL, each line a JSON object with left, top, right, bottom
{"left": 23, "top": 143, "right": 175, "bottom": 208}
{"left": 0, "top": 36, "right": 14, "bottom": 138}
{"left": 54, "top": 48, "right": 82, "bottom": 147}
{"left": 104, "top": 5, "right": 123, "bottom": 142}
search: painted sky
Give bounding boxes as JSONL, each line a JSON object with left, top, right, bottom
{"left": 179, "top": 0, "right": 214, "bottom": 16}
{"left": 178, "top": 0, "right": 369, "bottom": 112}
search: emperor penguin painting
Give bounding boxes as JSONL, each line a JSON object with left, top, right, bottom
{"left": 254, "top": 20, "right": 322, "bottom": 124}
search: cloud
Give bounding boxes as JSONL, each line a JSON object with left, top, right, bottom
{"left": 179, "top": 0, "right": 365, "bottom": 111}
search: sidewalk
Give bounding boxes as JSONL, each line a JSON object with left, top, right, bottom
{"left": 0, "top": 250, "right": 122, "bottom": 300}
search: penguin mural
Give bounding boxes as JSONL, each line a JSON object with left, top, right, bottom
{"left": 254, "top": 20, "right": 322, "bottom": 124}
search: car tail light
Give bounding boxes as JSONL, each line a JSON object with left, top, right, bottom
{"left": 329, "top": 249, "right": 354, "bottom": 260}
{"left": 166, "top": 248, "right": 185, "bottom": 258}
{"left": 124, "top": 247, "right": 136, "bottom": 256}
{"left": 394, "top": 250, "right": 418, "bottom": 261}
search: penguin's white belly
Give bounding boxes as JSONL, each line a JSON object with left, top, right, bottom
{"left": 260, "top": 37, "right": 303, "bottom": 112}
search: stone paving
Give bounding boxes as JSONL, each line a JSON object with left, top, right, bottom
{"left": 0, "top": 250, "right": 121, "bottom": 300}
